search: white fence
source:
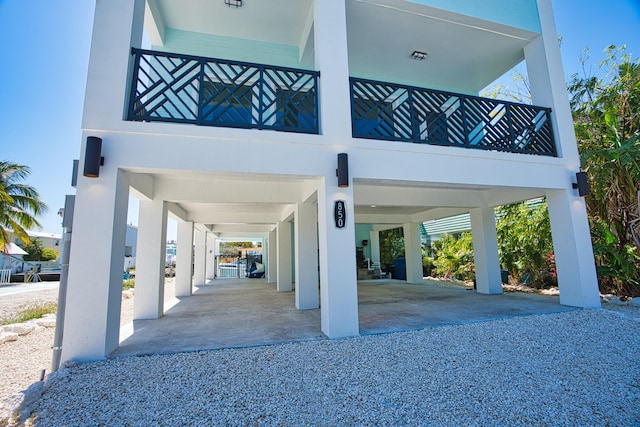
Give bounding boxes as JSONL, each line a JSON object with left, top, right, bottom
{"left": 0, "top": 269, "right": 11, "bottom": 284}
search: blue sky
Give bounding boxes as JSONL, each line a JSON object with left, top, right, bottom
{"left": 0, "top": 0, "right": 639, "bottom": 235}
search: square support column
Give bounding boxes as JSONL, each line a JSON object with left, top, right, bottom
{"left": 193, "top": 228, "right": 207, "bottom": 287}
{"left": 314, "top": 0, "right": 351, "bottom": 138}
{"left": 267, "top": 229, "right": 277, "bottom": 283}
{"left": 62, "top": 167, "right": 129, "bottom": 363}
{"left": 206, "top": 234, "right": 216, "bottom": 281}
{"left": 526, "top": 0, "right": 580, "bottom": 163}
{"left": 369, "top": 231, "right": 381, "bottom": 265}
{"left": 134, "top": 198, "right": 168, "bottom": 319}
{"left": 317, "top": 179, "right": 359, "bottom": 338}
{"left": 175, "top": 221, "right": 194, "bottom": 297}
{"left": 403, "top": 223, "right": 424, "bottom": 284}
{"left": 470, "top": 207, "right": 503, "bottom": 294}
{"left": 295, "top": 202, "right": 319, "bottom": 309}
{"left": 547, "top": 189, "right": 600, "bottom": 307}
{"left": 277, "top": 222, "right": 293, "bottom": 292}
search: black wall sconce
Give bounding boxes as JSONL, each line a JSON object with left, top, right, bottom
{"left": 573, "top": 171, "right": 590, "bottom": 197}
{"left": 337, "top": 153, "right": 349, "bottom": 188}
{"left": 83, "top": 136, "right": 104, "bottom": 178}
{"left": 225, "top": 0, "right": 242, "bottom": 7}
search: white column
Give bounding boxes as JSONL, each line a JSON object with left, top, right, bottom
{"left": 317, "top": 179, "right": 359, "bottom": 338}
{"left": 134, "top": 199, "right": 168, "bottom": 319}
{"left": 403, "top": 223, "right": 424, "bottom": 284}
{"left": 295, "top": 202, "right": 319, "bottom": 309}
{"left": 193, "top": 228, "right": 207, "bottom": 287}
{"left": 62, "top": 167, "right": 129, "bottom": 363}
{"left": 369, "top": 230, "right": 381, "bottom": 265}
{"left": 314, "top": 0, "right": 351, "bottom": 138}
{"left": 214, "top": 239, "right": 221, "bottom": 279}
{"left": 547, "top": 190, "right": 600, "bottom": 307}
{"left": 175, "top": 221, "right": 194, "bottom": 297}
{"left": 526, "top": 0, "right": 580, "bottom": 164}
{"left": 267, "top": 229, "right": 277, "bottom": 283}
{"left": 82, "top": 0, "right": 145, "bottom": 130}
{"left": 277, "top": 222, "right": 292, "bottom": 292}
{"left": 206, "top": 234, "right": 216, "bottom": 280}
{"left": 470, "top": 207, "right": 503, "bottom": 294}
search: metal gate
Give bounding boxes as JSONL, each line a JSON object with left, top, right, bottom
{"left": 216, "top": 255, "right": 263, "bottom": 279}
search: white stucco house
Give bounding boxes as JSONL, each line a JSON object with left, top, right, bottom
{"left": 62, "top": 0, "right": 600, "bottom": 363}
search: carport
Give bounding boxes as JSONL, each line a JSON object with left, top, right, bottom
{"left": 112, "top": 277, "right": 575, "bottom": 357}
{"left": 109, "top": 171, "right": 593, "bottom": 359}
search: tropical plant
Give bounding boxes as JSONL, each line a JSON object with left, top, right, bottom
{"left": 568, "top": 45, "right": 640, "bottom": 295}
{"left": 431, "top": 233, "right": 474, "bottom": 281}
{"left": 0, "top": 161, "right": 48, "bottom": 252}
{"left": 379, "top": 227, "right": 405, "bottom": 267}
{"left": 496, "top": 200, "right": 555, "bottom": 287}
{"left": 21, "top": 239, "right": 58, "bottom": 262}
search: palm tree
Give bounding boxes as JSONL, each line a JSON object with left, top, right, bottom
{"left": 0, "top": 161, "right": 48, "bottom": 252}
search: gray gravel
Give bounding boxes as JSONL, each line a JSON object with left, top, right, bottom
{"left": 15, "top": 308, "right": 640, "bottom": 426}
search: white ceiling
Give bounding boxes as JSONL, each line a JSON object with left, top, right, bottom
{"left": 130, "top": 171, "right": 545, "bottom": 239}
{"left": 146, "top": 0, "right": 539, "bottom": 93}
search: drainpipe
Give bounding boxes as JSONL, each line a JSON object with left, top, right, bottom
{"left": 51, "top": 195, "right": 75, "bottom": 372}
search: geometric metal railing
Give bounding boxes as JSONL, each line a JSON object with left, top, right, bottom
{"left": 350, "top": 77, "right": 557, "bottom": 157}
{"left": 128, "top": 48, "right": 320, "bottom": 134}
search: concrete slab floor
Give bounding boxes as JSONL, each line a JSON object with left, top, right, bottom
{"left": 111, "top": 278, "right": 576, "bottom": 357}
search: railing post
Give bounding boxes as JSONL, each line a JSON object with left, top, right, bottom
{"left": 196, "top": 57, "right": 206, "bottom": 125}
{"left": 127, "top": 48, "right": 142, "bottom": 121}
{"left": 506, "top": 103, "right": 515, "bottom": 152}
{"left": 256, "top": 65, "right": 263, "bottom": 130}
{"left": 460, "top": 94, "right": 470, "bottom": 147}
{"left": 408, "top": 86, "right": 418, "bottom": 142}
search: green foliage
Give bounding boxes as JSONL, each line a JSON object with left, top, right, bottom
{"left": 0, "top": 161, "right": 48, "bottom": 252}
{"left": 422, "top": 255, "right": 434, "bottom": 276}
{"left": 0, "top": 302, "right": 57, "bottom": 326}
{"left": 379, "top": 227, "right": 404, "bottom": 267}
{"left": 431, "top": 233, "right": 474, "bottom": 281}
{"left": 41, "top": 248, "right": 59, "bottom": 261}
{"left": 21, "top": 239, "right": 58, "bottom": 261}
{"left": 569, "top": 45, "right": 640, "bottom": 295}
{"left": 480, "top": 64, "right": 532, "bottom": 104}
{"left": 122, "top": 278, "right": 135, "bottom": 290}
{"left": 496, "top": 200, "right": 555, "bottom": 288}
{"left": 219, "top": 241, "right": 257, "bottom": 256}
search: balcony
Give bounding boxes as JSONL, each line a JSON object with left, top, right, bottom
{"left": 127, "top": 49, "right": 556, "bottom": 157}
{"left": 127, "top": 48, "right": 320, "bottom": 134}
{"left": 350, "top": 78, "right": 557, "bottom": 157}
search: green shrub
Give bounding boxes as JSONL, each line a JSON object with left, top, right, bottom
{"left": 496, "top": 200, "right": 556, "bottom": 288}
{"left": 431, "top": 233, "right": 475, "bottom": 281}
{"left": 122, "top": 278, "right": 135, "bottom": 290}
{"left": 422, "top": 256, "right": 434, "bottom": 276}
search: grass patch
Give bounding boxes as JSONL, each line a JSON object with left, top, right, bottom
{"left": 123, "top": 278, "right": 135, "bottom": 290}
{"left": 1, "top": 302, "right": 58, "bottom": 326}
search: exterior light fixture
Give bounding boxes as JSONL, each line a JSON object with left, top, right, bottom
{"left": 337, "top": 153, "right": 349, "bottom": 188}
{"left": 71, "top": 159, "right": 79, "bottom": 187}
{"left": 572, "top": 171, "right": 589, "bottom": 197}
{"left": 83, "top": 136, "right": 104, "bottom": 178}
{"left": 411, "top": 50, "right": 427, "bottom": 60}
{"left": 225, "top": 0, "right": 242, "bottom": 7}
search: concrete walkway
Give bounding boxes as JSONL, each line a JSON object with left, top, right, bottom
{"left": 0, "top": 280, "right": 59, "bottom": 297}
{"left": 112, "top": 278, "right": 575, "bottom": 357}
